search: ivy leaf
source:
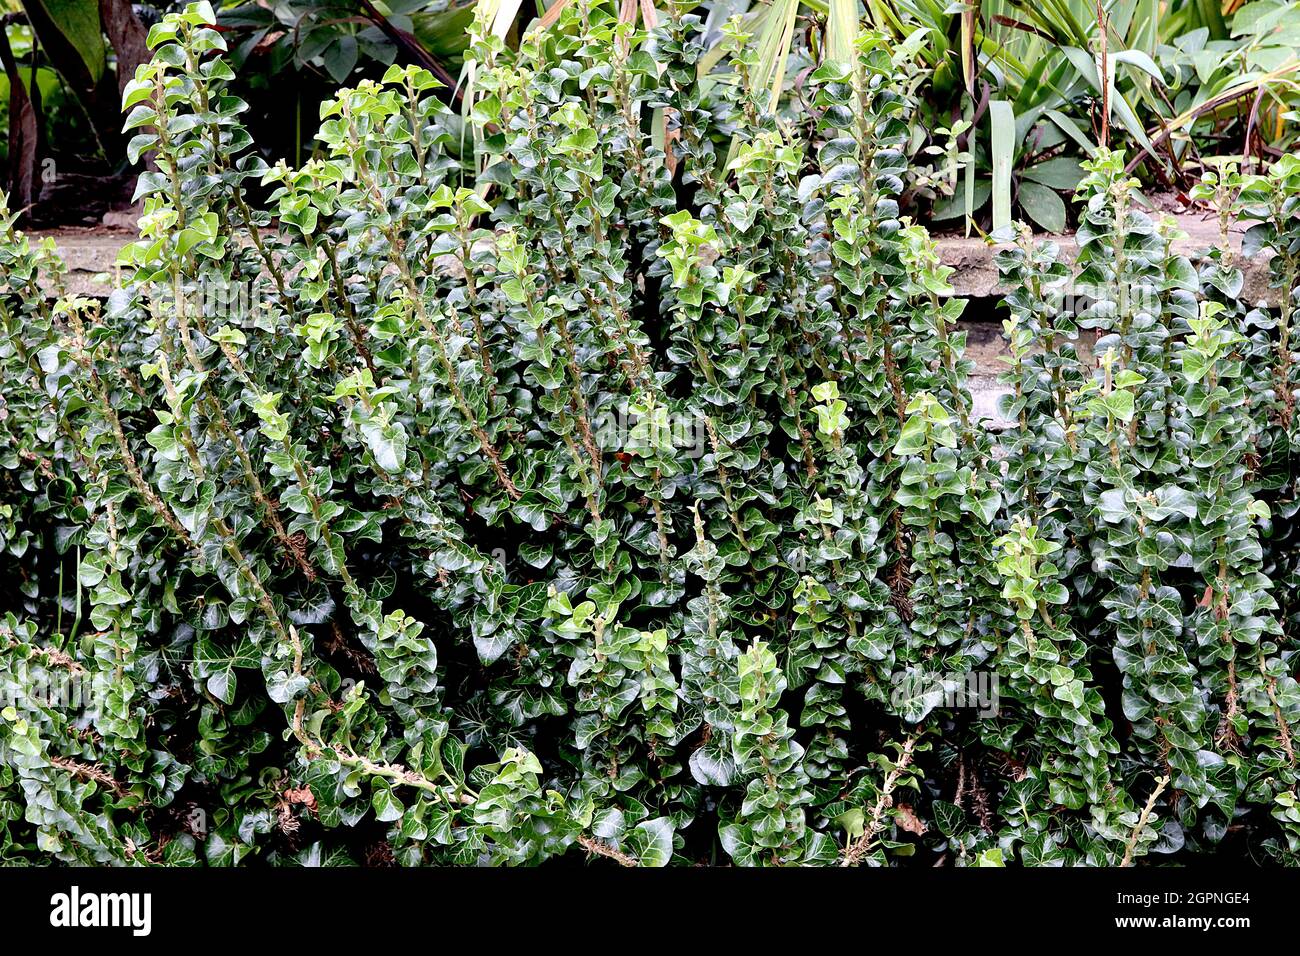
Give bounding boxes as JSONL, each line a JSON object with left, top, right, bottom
{"left": 372, "top": 786, "right": 405, "bottom": 823}
{"left": 689, "top": 740, "right": 736, "bottom": 787}
{"left": 266, "top": 671, "right": 311, "bottom": 704}
{"left": 626, "top": 817, "right": 675, "bottom": 867}
{"left": 207, "top": 667, "right": 237, "bottom": 705}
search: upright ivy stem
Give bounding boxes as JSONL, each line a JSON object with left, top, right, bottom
{"left": 340, "top": 99, "right": 520, "bottom": 500}
{"left": 840, "top": 735, "right": 920, "bottom": 866}
{"left": 457, "top": 219, "right": 498, "bottom": 399}
{"left": 159, "top": 273, "right": 316, "bottom": 581}
{"left": 392, "top": 234, "right": 521, "bottom": 500}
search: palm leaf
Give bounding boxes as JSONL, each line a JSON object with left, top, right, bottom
{"left": 826, "top": 0, "right": 858, "bottom": 66}
{"left": 753, "top": 0, "right": 802, "bottom": 114}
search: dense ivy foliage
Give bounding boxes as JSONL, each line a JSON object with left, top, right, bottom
{"left": 2, "top": 3, "right": 1299, "bottom": 866}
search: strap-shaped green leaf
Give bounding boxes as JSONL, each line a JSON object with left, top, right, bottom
{"left": 989, "top": 98, "right": 1015, "bottom": 233}
{"left": 26, "top": 0, "right": 106, "bottom": 85}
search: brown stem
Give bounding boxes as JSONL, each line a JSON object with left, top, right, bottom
{"left": 1121, "top": 774, "right": 1169, "bottom": 867}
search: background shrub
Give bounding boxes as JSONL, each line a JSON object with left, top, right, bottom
{"left": 1, "top": 2, "right": 1299, "bottom": 866}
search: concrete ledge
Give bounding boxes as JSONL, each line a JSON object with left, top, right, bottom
{"left": 29, "top": 228, "right": 135, "bottom": 298}
{"left": 35, "top": 213, "right": 1280, "bottom": 304}
{"left": 26, "top": 215, "right": 1285, "bottom": 432}
{"left": 936, "top": 214, "right": 1277, "bottom": 305}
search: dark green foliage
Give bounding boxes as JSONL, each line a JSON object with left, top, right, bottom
{"left": 1, "top": 3, "right": 1299, "bottom": 867}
